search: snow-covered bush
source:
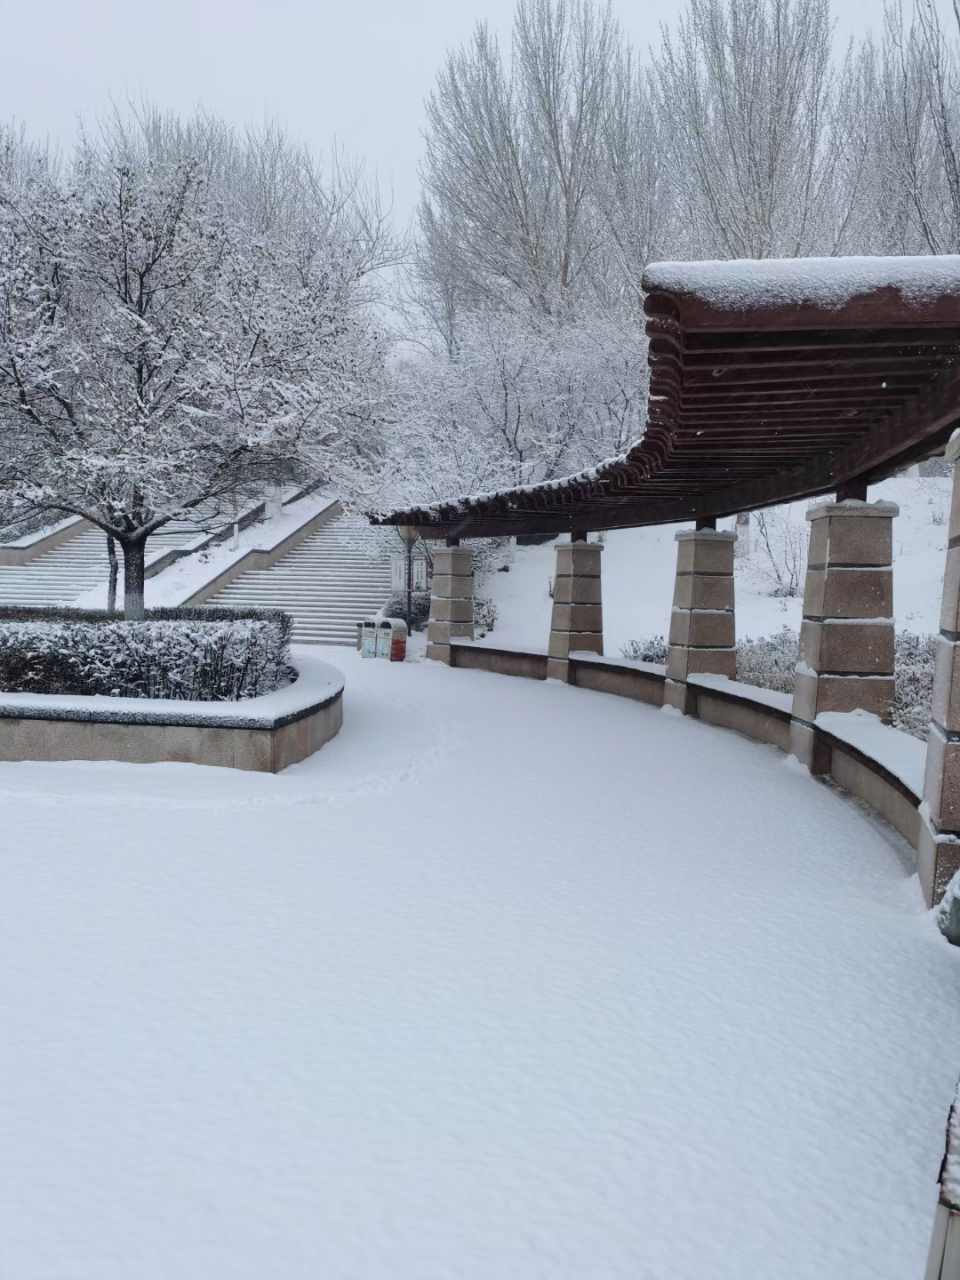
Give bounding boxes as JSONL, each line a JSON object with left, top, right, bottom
{"left": 735, "top": 628, "right": 937, "bottom": 737}
{"left": 474, "top": 596, "right": 498, "bottom": 634}
{"left": 0, "top": 608, "right": 292, "bottom": 701}
{"left": 736, "top": 628, "right": 799, "bottom": 694}
{"left": 384, "top": 591, "right": 432, "bottom": 632}
{"left": 470, "top": 538, "right": 512, "bottom": 576}
{"left": 893, "top": 631, "right": 937, "bottom": 740}
{"left": 620, "top": 625, "right": 937, "bottom": 739}
{"left": 620, "top": 636, "right": 669, "bottom": 663}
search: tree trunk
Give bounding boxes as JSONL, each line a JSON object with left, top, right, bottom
{"left": 106, "top": 535, "right": 118, "bottom": 613}
{"left": 121, "top": 538, "right": 147, "bottom": 621}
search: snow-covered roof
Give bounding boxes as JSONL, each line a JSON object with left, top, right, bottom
{"left": 377, "top": 256, "right": 960, "bottom": 538}
{"left": 642, "top": 255, "right": 960, "bottom": 313}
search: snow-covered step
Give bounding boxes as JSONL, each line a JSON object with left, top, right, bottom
{"left": 206, "top": 514, "right": 392, "bottom": 644}
{"left": 0, "top": 525, "right": 201, "bottom": 607}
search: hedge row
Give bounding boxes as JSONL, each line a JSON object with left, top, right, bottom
{"left": 0, "top": 608, "right": 293, "bottom": 702}
{"left": 622, "top": 626, "right": 937, "bottom": 741}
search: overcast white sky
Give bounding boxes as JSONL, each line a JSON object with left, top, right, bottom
{"left": 0, "top": 0, "right": 896, "bottom": 227}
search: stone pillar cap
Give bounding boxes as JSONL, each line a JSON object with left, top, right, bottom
{"left": 806, "top": 499, "right": 899, "bottom": 520}
{"left": 674, "top": 528, "right": 737, "bottom": 542}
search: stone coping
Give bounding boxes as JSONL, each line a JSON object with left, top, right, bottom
{"left": 0, "top": 647, "right": 344, "bottom": 731}
{"left": 568, "top": 651, "right": 667, "bottom": 678}
{"left": 806, "top": 500, "right": 900, "bottom": 520}
{"left": 674, "top": 528, "right": 738, "bottom": 542}
{"left": 687, "top": 672, "right": 793, "bottom": 716}
{"left": 452, "top": 637, "right": 549, "bottom": 657}
{"left": 815, "top": 710, "right": 925, "bottom": 799}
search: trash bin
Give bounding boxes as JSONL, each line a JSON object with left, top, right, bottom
{"left": 360, "top": 619, "right": 378, "bottom": 658}
{"left": 376, "top": 618, "right": 407, "bottom": 661}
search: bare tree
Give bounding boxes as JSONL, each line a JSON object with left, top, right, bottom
{"left": 752, "top": 508, "right": 806, "bottom": 596}
{"left": 419, "top": 0, "right": 620, "bottom": 325}
{"left": 651, "top": 0, "right": 849, "bottom": 258}
{"left": 392, "top": 0, "right": 960, "bottom": 513}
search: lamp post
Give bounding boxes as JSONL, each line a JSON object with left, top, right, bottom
{"left": 397, "top": 525, "right": 418, "bottom": 630}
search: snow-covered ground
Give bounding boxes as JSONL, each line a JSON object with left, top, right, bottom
{"left": 485, "top": 475, "right": 952, "bottom": 653}
{"left": 1, "top": 646, "right": 958, "bottom": 1278}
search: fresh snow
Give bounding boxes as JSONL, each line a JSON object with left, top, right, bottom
{"left": 0, "top": 646, "right": 958, "bottom": 1278}
{"left": 816, "top": 710, "right": 928, "bottom": 797}
{"left": 568, "top": 650, "right": 668, "bottom": 676}
{"left": 688, "top": 671, "right": 794, "bottom": 713}
{"left": 642, "top": 254, "right": 960, "bottom": 310}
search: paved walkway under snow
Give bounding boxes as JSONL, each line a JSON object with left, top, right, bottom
{"left": 1, "top": 649, "right": 959, "bottom": 1279}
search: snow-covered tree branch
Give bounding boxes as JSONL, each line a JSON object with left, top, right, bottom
{"left": 0, "top": 111, "right": 395, "bottom": 617}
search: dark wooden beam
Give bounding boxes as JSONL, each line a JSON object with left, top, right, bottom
{"left": 378, "top": 288, "right": 960, "bottom": 541}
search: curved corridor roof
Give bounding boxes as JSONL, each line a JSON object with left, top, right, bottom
{"left": 376, "top": 256, "right": 960, "bottom": 539}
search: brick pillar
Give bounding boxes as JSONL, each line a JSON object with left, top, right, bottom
{"left": 547, "top": 539, "right": 603, "bottom": 682}
{"left": 426, "top": 546, "right": 474, "bottom": 664}
{"left": 919, "top": 437, "right": 960, "bottom": 904}
{"left": 664, "top": 528, "right": 737, "bottom": 713}
{"left": 788, "top": 499, "right": 898, "bottom": 768}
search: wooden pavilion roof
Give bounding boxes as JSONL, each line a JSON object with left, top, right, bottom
{"left": 375, "top": 256, "right": 960, "bottom": 539}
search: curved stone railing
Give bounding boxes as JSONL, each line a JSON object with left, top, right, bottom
{"left": 0, "top": 649, "right": 344, "bottom": 772}
{"left": 449, "top": 638, "right": 923, "bottom": 862}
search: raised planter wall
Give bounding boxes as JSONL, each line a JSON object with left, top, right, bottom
{"left": 0, "top": 652, "right": 344, "bottom": 772}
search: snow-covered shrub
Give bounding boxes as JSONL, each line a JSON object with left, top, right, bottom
{"left": 936, "top": 868, "right": 960, "bottom": 944}
{"left": 383, "top": 591, "right": 432, "bottom": 631}
{"left": 736, "top": 628, "right": 799, "bottom": 694}
{"left": 893, "top": 631, "right": 937, "bottom": 740}
{"left": 620, "top": 625, "right": 937, "bottom": 739}
{"left": 733, "top": 626, "right": 936, "bottom": 739}
{"left": 0, "top": 608, "right": 292, "bottom": 701}
{"left": 620, "top": 636, "right": 669, "bottom": 663}
{"left": 382, "top": 592, "right": 496, "bottom": 634}
{"left": 474, "top": 596, "right": 498, "bottom": 633}
{"left": 470, "top": 538, "right": 511, "bottom": 575}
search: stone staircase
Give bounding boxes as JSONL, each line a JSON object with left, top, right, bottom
{"left": 0, "top": 525, "right": 199, "bottom": 607}
{"left": 206, "top": 515, "right": 393, "bottom": 644}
